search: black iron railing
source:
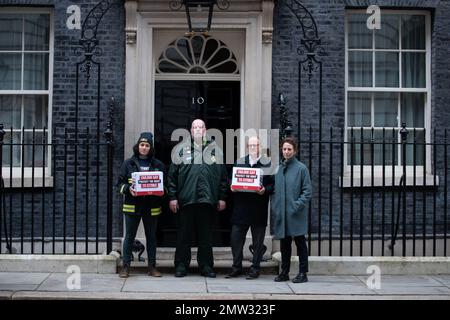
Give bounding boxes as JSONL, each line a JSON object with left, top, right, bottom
{"left": 0, "top": 0, "right": 121, "bottom": 255}
{"left": 293, "top": 124, "right": 448, "bottom": 257}
{"left": 0, "top": 98, "right": 115, "bottom": 255}
{"left": 1, "top": 122, "right": 449, "bottom": 256}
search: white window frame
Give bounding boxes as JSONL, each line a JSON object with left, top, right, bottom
{"left": 0, "top": 7, "right": 54, "bottom": 187}
{"left": 343, "top": 9, "right": 434, "bottom": 187}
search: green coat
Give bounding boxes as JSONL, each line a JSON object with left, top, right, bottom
{"left": 168, "top": 139, "right": 228, "bottom": 208}
{"left": 270, "top": 157, "right": 312, "bottom": 239}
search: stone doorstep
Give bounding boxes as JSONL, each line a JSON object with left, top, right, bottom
{"left": 1, "top": 254, "right": 449, "bottom": 275}
{"left": 154, "top": 247, "right": 235, "bottom": 260}
{"left": 131, "top": 247, "right": 272, "bottom": 261}
{"left": 126, "top": 247, "right": 277, "bottom": 274}
{"left": 126, "top": 259, "right": 279, "bottom": 275}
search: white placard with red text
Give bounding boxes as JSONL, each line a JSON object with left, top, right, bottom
{"left": 132, "top": 171, "right": 164, "bottom": 196}
{"left": 231, "top": 167, "right": 262, "bottom": 192}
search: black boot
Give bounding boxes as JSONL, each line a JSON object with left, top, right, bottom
{"left": 246, "top": 268, "right": 260, "bottom": 280}
{"left": 225, "top": 268, "right": 243, "bottom": 278}
{"left": 292, "top": 272, "right": 308, "bottom": 283}
{"left": 175, "top": 263, "right": 187, "bottom": 277}
{"left": 274, "top": 270, "right": 289, "bottom": 282}
{"left": 119, "top": 263, "right": 130, "bottom": 278}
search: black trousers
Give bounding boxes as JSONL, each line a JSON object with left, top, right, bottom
{"left": 122, "top": 213, "right": 158, "bottom": 266}
{"left": 230, "top": 224, "right": 266, "bottom": 271}
{"left": 174, "top": 203, "right": 215, "bottom": 271}
{"left": 280, "top": 235, "right": 309, "bottom": 273}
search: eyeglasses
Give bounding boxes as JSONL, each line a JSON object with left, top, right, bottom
{"left": 248, "top": 144, "right": 259, "bottom": 148}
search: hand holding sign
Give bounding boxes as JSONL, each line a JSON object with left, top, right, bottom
{"left": 256, "top": 186, "right": 265, "bottom": 195}
{"left": 169, "top": 200, "right": 179, "bottom": 213}
{"left": 217, "top": 200, "right": 226, "bottom": 211}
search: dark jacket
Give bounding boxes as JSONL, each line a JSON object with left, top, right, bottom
{"left": 230, "top": 155, "right": 274, "bottom": 227}
{"left": 117, "top": 155, "right": 166, "bottom": 216}
{"left": 270, "top": 157, "right": 312, "bottom": 239}
{"left": 168, "top": 139, "right": 228, "bottom": 208}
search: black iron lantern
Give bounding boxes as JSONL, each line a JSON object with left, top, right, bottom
{"left": 170, "top": 0, "right": 229, "bottom": 34}
{"left": 185, "top": 0, "right": 215, "bottom": 34}
{"left": 285, "top": 125, "right": 293, "bottom": 137}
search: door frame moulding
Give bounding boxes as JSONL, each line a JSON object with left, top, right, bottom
{"left": 124, "top": 0, "right": 275, "bottom": 158}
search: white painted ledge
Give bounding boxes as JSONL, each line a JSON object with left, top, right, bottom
{"left": 0, "top": 254, "right": 118, "bottom": 273}
{"left": 3, "top": 177, "right": 54, "bottom": 188}
{"left": 340, "top": 174, "right": 439, "bottom": 188}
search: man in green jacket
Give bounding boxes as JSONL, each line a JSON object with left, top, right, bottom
{"left": 168, "top": 119, "right": 228, "bottom": 278}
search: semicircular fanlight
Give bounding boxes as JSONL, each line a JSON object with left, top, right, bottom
{"left": 156, "top": 34, "right": 239, "bottom": 74}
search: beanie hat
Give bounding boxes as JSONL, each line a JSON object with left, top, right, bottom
{"left": 137, "top": 132, "right": 153, "bottom": 146}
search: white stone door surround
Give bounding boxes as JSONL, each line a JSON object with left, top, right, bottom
{"left": 124, "top": 0, "right": 274, "bottom": 153}
{"left": 123, "top": 0, "right": 275, "bottom": 258}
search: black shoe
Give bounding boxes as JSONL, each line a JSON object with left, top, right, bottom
{"left": 274, "top": 272, "right": 289, "bottom": 282}
{"left": 246, "top": 268, "right": 260, "bottom": 280}
{"left": 148, "top": 265, "right": 162, "bottom": 277}
{"left": 200, "top": 267, "right": 216, "bottom": 278}
{"left": 292, "top": 273, "right": 308, "bottom": 283}
{"left": 175, "top": 265, "right": 187, "bottom": 278}
{"left": 225, "top": 269, "right": 243, "bottom": 278}
{"left": 119, "top": 263, "right": 130, "bottom": 278}
{"left": 175, "top": 270, "right": 187, "bottom": 277}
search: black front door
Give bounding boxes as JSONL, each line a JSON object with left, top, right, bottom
{"left": 154, "top": 80, "right": 240, "bottom": 247}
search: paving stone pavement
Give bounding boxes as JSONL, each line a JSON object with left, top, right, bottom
{"left": 0, "top": 272, "right": 449, "bottom": 300}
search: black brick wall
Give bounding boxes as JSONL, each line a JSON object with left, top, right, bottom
{"left": 272, "top": 0, "right": 450, "bottom": 246}
{"left": 1, "top": 0, "right": 449, "bottom": 254}
{"left": 0, "top": 0, "right": 125, "bottom": 243}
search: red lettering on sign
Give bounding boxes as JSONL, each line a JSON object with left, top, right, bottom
{"left": 140, "top": 175, "right": 160, "bottom": 180}
{"left": 236, "top": 169, "right": 256, "bottom": 175}
{"left": 141, "top": 183, "right": 158, "bottom": 188}
{"left": 237, "top": 178, "right": 255, "bottom": 183}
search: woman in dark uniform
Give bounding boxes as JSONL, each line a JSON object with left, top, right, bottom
{"left": 117, "top": 132, "right": 166, "bottom": 278}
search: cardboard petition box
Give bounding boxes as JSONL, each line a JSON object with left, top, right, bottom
{"left": 231, "top": 167, "right": 262, "bottom": 192}
{"left": 132, "top": 171, "right": 164, "bottom": 196}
